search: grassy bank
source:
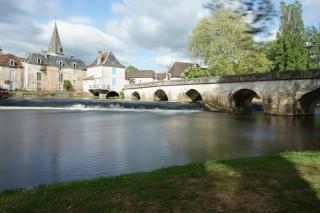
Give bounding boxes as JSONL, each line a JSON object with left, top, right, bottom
{"left": 1, "top": 152, "right": 320, "bottom": 212}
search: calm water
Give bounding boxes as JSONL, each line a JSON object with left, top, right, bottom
{"left": 0, "top": 99, "right": 320, "bottom": 190}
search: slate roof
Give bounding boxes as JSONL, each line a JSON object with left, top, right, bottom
{"left": 126, "top": 70, "right": 155, "bottom": 80}
{"left": 47, "top": 22, "right": 64, "bottom": 56}
{"left": 0, "top": 54, "right": 23, "bottom": 68}
{"left": 90, "top": 51, "right": 125, "bottom": 68}
{"left": 168, "top": 62, "right": 200, "bottom": 78}
{"left": 25, "top": 53, "right": 87, "bottom": 70}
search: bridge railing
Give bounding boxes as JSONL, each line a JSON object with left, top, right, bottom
{"left": 124, "top": 69, "right": 320, "bottom": 89}
{"left": 89, "top": 85, "right": 110, "bottom": 90}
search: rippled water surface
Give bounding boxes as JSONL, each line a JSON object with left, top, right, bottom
{"left": 0, "top": 99, "right": 319, "bottom": 190}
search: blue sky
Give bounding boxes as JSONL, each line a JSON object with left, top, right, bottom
{"left": 0, "top": 0, "right": 319, "bottom": 72}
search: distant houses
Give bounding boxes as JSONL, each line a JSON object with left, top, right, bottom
{"left": 0, "top": 22, "right": 200, "bottom": 95}
{"left": 167, "top": 62, "right": 200, "bottom": 80}
{"left": 0, "top": 50, "right": 24, "bottom": 90}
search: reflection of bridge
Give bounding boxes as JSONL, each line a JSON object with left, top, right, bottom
{"left": 124, "top": 70, "right": 320, "bottom": 115}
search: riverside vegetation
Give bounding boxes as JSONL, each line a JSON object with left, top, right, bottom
{"left": 1, "top": 151, "right": 320, "bottom": 212}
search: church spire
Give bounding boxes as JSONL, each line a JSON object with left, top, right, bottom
{"left": 47, "top": 22, "right": 64, "bottom": 56}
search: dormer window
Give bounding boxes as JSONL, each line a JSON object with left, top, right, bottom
{"left": 37, "top": 58, "right": 42, "bottom": 64}
{"left": 59, "top": 61, "right": 64, "bottom": 67}
{"left": 73, "top": 63, "right": 77, "bottom": 69}
{"left": 9, "top": 59, "right": 15, "bottom": 66}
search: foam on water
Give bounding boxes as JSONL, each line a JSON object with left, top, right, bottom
{"left": 0, "top": 105, "right": 201, "bottom": 114}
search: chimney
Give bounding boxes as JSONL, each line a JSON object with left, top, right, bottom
{"left": 97, "top": 51, "right": 103, "bottom": 65}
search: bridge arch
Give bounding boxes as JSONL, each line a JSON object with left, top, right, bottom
{"left": 186, "top": 89, "right": 202, "bottom": 102}
{"left": 106, "top": 91, "right": 120, "bottom": 98}
{"left": 231, "top": 89, "right": 260, "bottom": 112}
{"left": 298, "top": 88, "right": 320, "bottom": 114}
{"left": 154, "top": 89, "right": 168, "bottom": 101}
{"left": 131, "top": 91, "right": 141, "bottom": 100}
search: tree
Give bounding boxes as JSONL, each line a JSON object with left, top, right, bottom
{"left": 269, "top": 1, "right": 306, "bottom": 71}
{"left": 304, "top": 26, "right": 320, "bottom": 69}
{"left": 188, "top": 9, "right": 271, "bottom": 76}
{"left": 63, "top": 80, "right": 72, "bottom": 91}
{"left": 206, "top": 0, "right": 275, "bottom": 34}
{"left": 126, "top": 66, "right": 138, "bottom": 72}
{"left": 183, "top": 67, "right": 211, "bottom": 79}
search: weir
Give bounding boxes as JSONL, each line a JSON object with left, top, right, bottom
{"left": 124, "top": 69, "right": 320, "bottom": 116}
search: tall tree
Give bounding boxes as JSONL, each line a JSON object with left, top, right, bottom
{"left": 205, "top": 0, "right": 276, "bottom": 34}
{"left": 188, "top": 9, "right": 271, "bottom": 76}
{"left": 304, "top": 26, "right": 320, "bottom": 69}
{"left": 270, "top": 1, "right": 306, "bottom": 71}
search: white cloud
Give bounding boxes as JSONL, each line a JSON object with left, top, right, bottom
{"left": 36, "top": 20, "right": 127, "bottom": 63}
{"left": 108, "top": 0, "right": 208, "bottom": 52}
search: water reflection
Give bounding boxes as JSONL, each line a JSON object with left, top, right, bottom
{"left": 0, "top": 108, "right": 319, "bottom": 190}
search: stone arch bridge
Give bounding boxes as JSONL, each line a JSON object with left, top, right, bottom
{"left": 124, "top": 70, "right": 320, "bottom": 116}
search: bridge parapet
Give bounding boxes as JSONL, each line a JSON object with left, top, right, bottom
{"left": 125, "top": 69, "right": 320, "bottom": 89}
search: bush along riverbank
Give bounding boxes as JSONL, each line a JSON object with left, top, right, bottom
{"left": 1, "top": 151, "right": 320, "bottom": 212}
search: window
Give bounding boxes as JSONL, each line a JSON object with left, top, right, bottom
{"left": 58, "top": 73, "right": 63, "bottom": 82}
{"left": 112, "top": 79, "right": 117, "bottom": 86}
{"left": 37, "top": 72, "right": 41, "bottom": 81}
{"left": 37, "top": 58, "right": 42, "bottom": 64}
{"left": 9, "top": 70, "right": 15, "bottom": 80}
{"left": 73, "top": 63, "right": 77, "bottom": 69}
{"left": 59, "top": 61, "right": 64, "bottom": 67}
{"left": 112, "top": 67, "right": 117, "bottom": 75}
{"left": 9, "top": 60, "right": 15, "bottom": 66}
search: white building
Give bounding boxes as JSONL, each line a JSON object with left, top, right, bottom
{"left": 83, "top": 51, "right": 126, "bottom": 96}
{"left": 125, "top": 70, "right": 156, "bottom": 85}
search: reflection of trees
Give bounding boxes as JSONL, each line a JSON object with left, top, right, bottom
{"left": 180, "top": 112, "right": 320, "bottom": 163}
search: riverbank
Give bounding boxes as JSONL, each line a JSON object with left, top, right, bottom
{"left": 1, "top": 151, "right": 320, "bottom": 212}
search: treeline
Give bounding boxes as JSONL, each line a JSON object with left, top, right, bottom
{"left": 184, "top": 1, "right": 320, "bottom": 78}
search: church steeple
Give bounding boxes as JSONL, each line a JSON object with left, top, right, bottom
{"left": 47, "top": 22, "right": 64, "bottom": 56}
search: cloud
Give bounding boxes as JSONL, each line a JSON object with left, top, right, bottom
{"left": 108, "top": 0, "right": 208, "bottom": 52}
{"left": 36, "top": 20, "right": 127, "bottom": 63}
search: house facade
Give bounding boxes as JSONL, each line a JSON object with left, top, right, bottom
{"left": 23, "top": 23, "right": 87, "bottom": 91}
{"left": 167, "top": 62, "right": 200, "bottom": 80}
{"left": 126, "top": 70, "right": 156, "bottom": 85}
{"left": 83, "top": 51, "right": 126, "bottom": 94}
{"left": 0, "top": 49, "right": 24, "bottom": 90}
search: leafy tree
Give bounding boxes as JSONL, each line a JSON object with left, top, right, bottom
{"left": 269, "top": 1, "right": 307, "bottom": 71}
{"left": 205, "top": 0, "right": 275, "bottom": 34}
{"left": 63, "top": 80, "right": 72, "bottom": 91}
{"left": 188, "top": 9, "right": 271, "bottom": 76}
{"left": 304, "top": 26, "right": 320, "bottom": 69}
{"left": 126, "top": 66, "right": 138, "bottom": 72}
{"left": 183, "top": 67, "right": 211, "bottom": 79}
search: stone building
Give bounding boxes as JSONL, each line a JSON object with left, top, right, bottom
{"left": 83, "top": 51, "right": 126, "bottom": 96}
{"left": 24, "top": 23, "right": 87, "bottom": 91}
{"left": 0, "top": 48, "right": 24, "bottom": 90}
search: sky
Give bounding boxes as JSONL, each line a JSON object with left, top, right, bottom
{"left": 0, "top": 0, "right": 319, "bottom": 72}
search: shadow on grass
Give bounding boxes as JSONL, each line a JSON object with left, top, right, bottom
{"left": 205, "top": 153, "right": 320, "bottom": 212}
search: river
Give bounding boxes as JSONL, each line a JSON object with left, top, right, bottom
{"left": 0, "top": 99, "right": 319, "bottom": 190}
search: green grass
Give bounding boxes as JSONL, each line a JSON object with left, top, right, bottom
{"left": 1, "top": 152, "right": 320, "bottom": 212}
